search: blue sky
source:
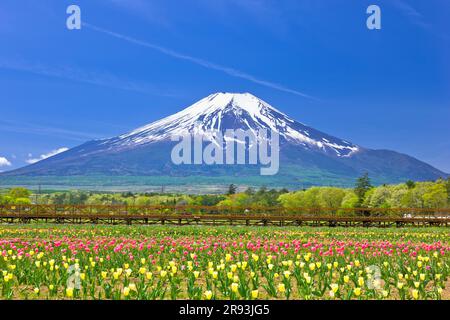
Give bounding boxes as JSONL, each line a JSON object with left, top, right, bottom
{"left": 0, "top": 0, "right": 449, "bottom": 173}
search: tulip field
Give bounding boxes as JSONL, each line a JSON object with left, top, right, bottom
{"left": 0, "top": 225, "right": 449, "bottom": 300}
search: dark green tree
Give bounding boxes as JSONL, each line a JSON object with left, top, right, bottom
{"left": 354, "top": 173, "right": 372, "bottom": 207}
{"left": 405, "top": 180, "right": 416, "bottom": 190}
{"left": 227, "top": 184, "right": 237, "bottom": 195}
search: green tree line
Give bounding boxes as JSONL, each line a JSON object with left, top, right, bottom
{"left": 1, "top": 176, "right": 449, "bottom": 209}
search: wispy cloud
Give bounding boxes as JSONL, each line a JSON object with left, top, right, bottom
{"left": 0, "top": 157, "right": 12, "bottom": 167}
{"left": 26, "top": 147, "right": 69, "bottom": 164}
{"left": 391, "top": 0, "right": 449, "bottom": 41}
{"left": 0, "top": 119, "right": 102, "bottom": 141}
{"left": 0, "top": 58, "right": 175, "bottom": 97}
{"left": 83, "top": 22, "right": 315, "bottom": 99}
{"left": 392, "top": 0, "right": 431, "bottom": 30}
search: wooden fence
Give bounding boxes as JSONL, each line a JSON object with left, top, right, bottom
{"left": 0, "top": 205, "right": 449, "bottom": 227}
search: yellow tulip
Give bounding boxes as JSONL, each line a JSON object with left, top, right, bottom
{"left": 330, "top": 283, "right": 339, "bottom": 293}
{"left": 66, "top": 287, "right": 74, "bottom": 298}
{"left": 354, "top": 288, "right": 361, "bottom": 297}
{"left": 358, "top": 277, "right": 364, "bottom": 287}
{"left": 123, "top": 287, "right": 130, "bottom": 297}
{"left": 204, "top": 290, "right": 213, "bottom": 300}
{"left": 412, "top": 289, "right": 419, "bottom": 300}
{"left": 277, "top": 283, "right": 286, "bottom": 293}
{"left": 231, "top": 283, "right": 239, "bottom": 293}
{"left": 251, "top": 290, "right": 259, "bottom": 299}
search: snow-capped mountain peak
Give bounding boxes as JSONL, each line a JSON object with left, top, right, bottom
{"left": 108, "top": 92, "right": 359, "bottom": 157}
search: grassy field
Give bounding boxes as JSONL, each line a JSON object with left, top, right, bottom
{"left": 0, "top": 225, "right": 449, "bottom": 300}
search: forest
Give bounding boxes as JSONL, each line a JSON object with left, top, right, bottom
{"left": 1, "top": 175, "right": 449, "bottom": 209}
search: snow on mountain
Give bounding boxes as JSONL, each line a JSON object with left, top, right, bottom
{"left": 105, "top": 92, "right": 360, "bottom": 157}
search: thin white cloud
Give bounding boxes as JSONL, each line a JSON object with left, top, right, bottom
{"left": 26, "top": 147, "right": 69, "bottom": 164}
{"left": 0, "top": 157, "right": 12, "bottom": 167}
{"left": 392, "top": 0, "right": 431, "bottom": 30}
{"left": 0, "top": 119, "right": 105, "bottom": 141}
{"left": 83, "top": 22, "right": 315, "bottom": 100}
{"left": 0, "top": 59, "right": 175, "bottom": 97}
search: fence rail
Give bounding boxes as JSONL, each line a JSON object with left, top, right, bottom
{"left": 0, "top": 205, "right": 449, "bottom": 227}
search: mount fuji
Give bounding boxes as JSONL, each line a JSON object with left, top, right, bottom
{"left": 1, "top": 93, "right": 446, "bottom": 189}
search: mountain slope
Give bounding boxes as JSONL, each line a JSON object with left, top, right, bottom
{"left": 1, "top": 92, "right": 447, "bottom": 188}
